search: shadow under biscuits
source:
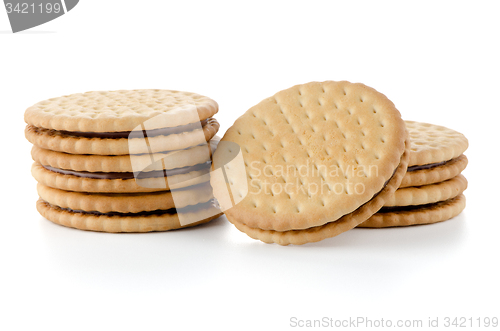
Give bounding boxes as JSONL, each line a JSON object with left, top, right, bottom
{"left": 329, "top": 212, "right": 467, "bottom": 251}
{"left": 37, "top": 213, "right": 228, "bottom": 286}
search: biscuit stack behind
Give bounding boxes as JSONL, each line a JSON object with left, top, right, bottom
{"left": 25, "top": 89, "right": 222, "bottom": 232}
{"left": 360, "top": 121, "right": 468, "bottom": 227}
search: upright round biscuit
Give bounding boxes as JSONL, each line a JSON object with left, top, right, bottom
{"left": 25, "top": 89, "right": 218, "bottom": 132}
{"left": 212, "top": 81, "right": 408, "bottom": 233}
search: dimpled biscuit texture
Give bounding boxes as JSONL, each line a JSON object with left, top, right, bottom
{"left": 24, "top": 89, "right": 218, "bottom": 132}
{"left": 359, "top": 194, "right": 466, "bottom": 228}
{"left": 215, "top": 81, "right": 407, "bottom": 231}
{"left": 406, "top": 121, "right": 468, "bottom": 166}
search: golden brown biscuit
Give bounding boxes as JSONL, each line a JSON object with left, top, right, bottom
{"left": 25, "top": 89, "right": 218, "bottom": 132}
{"left": 37, "top": 199, "right": 222, "bottom": 233}
{"left": 384, "top": 174, "right": 467, "bottom": 207}
{"left": 406, "top": 121, "right": 468, "bottom": 167}
{"left": 400, "top": 154, "right": 468, "bottom": 188}
{"left": 359, "top": 194, "right": 466, "bottom": 228}
{"left": 212, "top": 81, "right": 409, "bottom": 244}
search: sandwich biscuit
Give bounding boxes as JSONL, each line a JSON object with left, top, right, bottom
{"left": 212, "top": 81, "right": 409, "bottom": 245}
{"left": 26, "top": 89, "right": 222, "bottom": 231}
{"left": 360, "top": 122, "right": 468, "bottom": 228}
{"left": 400, "top": 121, "right": 468, "bottom": 188}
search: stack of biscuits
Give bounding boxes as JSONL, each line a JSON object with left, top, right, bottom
{"left": 360, "top": 121, "right": 468, "bottom": 228}
{"left": 25, "top": 89, "right": 222, "bottom": 232}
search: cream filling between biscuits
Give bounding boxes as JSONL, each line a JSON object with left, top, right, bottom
{"left": 43, "top": 199, "right": 217, "bottom": 217}
{"left": 55, "top": 118, "right": 214, "bottom": 139}
{"left": 42, "top": 162, "right": 211, "bottom": 180}
{"left": 407, "top": 157, "right": 459, "bottom": 172}
{"left": 379, "top": 198, "right": 454, "bottom": 213}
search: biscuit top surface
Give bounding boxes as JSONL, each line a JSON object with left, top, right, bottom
{"left": 24, "top": 89, "right": 218, "bottom": 132}
{"left": 406, "top": 121, "right": 468, "bottom": 166}
{"left": 214, "top": 80, "right": 407, "bottom": 231}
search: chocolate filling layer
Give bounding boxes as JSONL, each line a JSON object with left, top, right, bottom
{"left": 367, "top": 164, "right": 399, "bottom": 200}
{"left": 43, "top": 161, "right": 211, "bottom": 180}
{"left": 379, "top": 201, "right": 442, "bottom": 213}
{"left": 58, "top": 118, "right": 211, "bottom": 139}
{"left": 48, "top": 199, "right": 216, "bottom": 217}
{"left": 407, "top": 157, "right": 457, "bottom": 172}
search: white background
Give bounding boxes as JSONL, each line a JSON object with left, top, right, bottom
{"left": 1, "top": 1, "right": 499, "bottom": 330}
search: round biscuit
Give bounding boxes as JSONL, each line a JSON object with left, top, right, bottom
{"left": 31, "top": 139, "right": 217, "bottom": 173}
{"left": 37, "top": 199, "right": 222, "bottom": 232}
{"left": 406, "top": 121, "right": 468, "bottom": 166}
{"left": 227, "top": 143, "right": 409, "bottom": 245}
{"left": 384, "top": 174, "right": 467, "bottom": 207}
{"left": 25, "top": 118, "right": 220, "bottom": 155}
{"left": 213, "top": 81, "right": 408, "bottom": 231}
{"left": 37, "top": 182, "right": 214, "bottom": 213}
{"left": 400, "top": 154, "right": 468, "bottom": 188}
{"left": 24, "top": 89, "right": 218, "bottom": 132}
{"left": 31, "top": 162, "right": 211, "bottom": 193}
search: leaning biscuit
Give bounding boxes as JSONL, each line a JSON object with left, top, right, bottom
{"left": 212, "top": 81, "right": 408, "bottom": 244}
{"left": 31, "top": 140, "right": 217, "bottom": 173}
{"left": 228, "top": 144, "right": 409, "bottom": 245}
{"left": 25, "top": 89, "right": 218, "bottom": 132}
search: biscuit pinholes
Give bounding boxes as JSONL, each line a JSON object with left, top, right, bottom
{"left": 212, "top": 81, "right": 409, "bottom": 245}
{"left": 24, "top": 90, "right": 218, "bottom": 132}
{"left": 406, "top": 121, "right": 468, "bottom": 168}
{"left": 25, "top": 89, "right": 222, "bottom": 232}
{"left": 24, "top": 90, "right": 220, "bottom": 155}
